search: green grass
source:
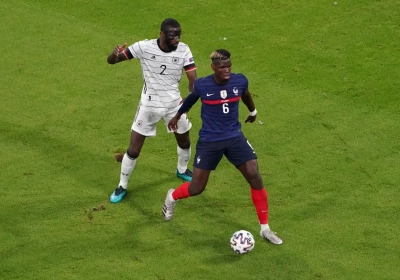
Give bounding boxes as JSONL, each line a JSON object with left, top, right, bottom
{"left": 1, "top": 0, "right": 399, "bottom": 279}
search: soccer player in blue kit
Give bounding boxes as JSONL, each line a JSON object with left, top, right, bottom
{"left": 163, "top": 49, "right": 282, "bottom": 245}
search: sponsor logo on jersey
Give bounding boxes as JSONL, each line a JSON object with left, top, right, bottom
{"left": 220, "top": 90, "right": 227, "bottom": 99}
{"left": 197, "top": 156, "right": 201, "bottom": 164}
{"left": 150, "top": 55, "right": 156, "bottom": 60}
{"left": 172, "top": 57, "right": 179, "bottom": 64}
{"left": 206, "top": 93, "right": 214, "bottom": 96}
{"left": 233, "top": 87, "right": 239, "bottom": 95}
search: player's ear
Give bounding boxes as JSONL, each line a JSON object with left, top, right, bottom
{"left": 160, "top": 31, "right": 165, "bottom": 38}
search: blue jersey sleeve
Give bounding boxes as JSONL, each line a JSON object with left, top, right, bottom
{"left": 178, "top": 84, "right": 200, "bottom": 114}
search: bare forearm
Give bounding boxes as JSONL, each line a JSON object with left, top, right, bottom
{"left": 242, "top": 94, "right": 255, "bottom": 112}
{"left": 107, "top": 43, "right": 128, "bottom": 64}
{"left": 107, "top": 52, "right": 126, "bottom": 64}
{"left": 107, "top": 53, "right": 118, "bottom": 64}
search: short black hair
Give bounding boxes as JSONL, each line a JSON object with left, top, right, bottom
{"left": 161, "top": 18, "right": 181, "bottom": 32}
{"left": 210, "top": 49, "right": 231, "bottom": 62}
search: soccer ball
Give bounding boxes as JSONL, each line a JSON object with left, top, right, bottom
{"left": 230, "top": 230, "right": 255, "bottom": 254}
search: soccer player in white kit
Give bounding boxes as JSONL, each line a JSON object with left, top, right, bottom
{"left": 107, "top": 18, "right": 197, "bottom": 203}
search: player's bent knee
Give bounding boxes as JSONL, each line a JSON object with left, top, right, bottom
{"left": 175, "top": 133, "right": 191, "bottom": 149}
{"left": 126, "top": 148, "right": 140, "bottom": 159}
{"left": 177, "top": 142, "right": 191, "bottom": 149}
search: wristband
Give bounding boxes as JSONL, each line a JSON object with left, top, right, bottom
{"left": 249, "top": 109, "right": 257, "bottom": 116}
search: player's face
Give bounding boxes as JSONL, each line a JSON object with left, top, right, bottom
{"left": 162, "top": 27, "right": 181, "bottom": 51}
{"left": 212, "top": 59, "right": 232, "bottom": 82}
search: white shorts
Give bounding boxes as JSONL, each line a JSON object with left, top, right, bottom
{"left": 131, "top": 106, "right": 192, "bottom": 136}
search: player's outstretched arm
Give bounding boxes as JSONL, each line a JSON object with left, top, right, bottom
{"left": 241, "top": 89, "right": 257, "bottom": 123}
{"left": 107, "top": 43, "right": 128, "bottom": 64}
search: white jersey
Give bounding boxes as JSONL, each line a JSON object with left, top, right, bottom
{"left": 124, "top": 39, "right": 196, "bottom": 112}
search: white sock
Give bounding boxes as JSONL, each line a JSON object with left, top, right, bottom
{"left": 177, "top": 146, "right": 191, "bottom": 174}
{"left": 118, "top": 153, "right": 136, "bottom": 189}
{"left": 260, "top": 224, "right": 270, "bottom": 232}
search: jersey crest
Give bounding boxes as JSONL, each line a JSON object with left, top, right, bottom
{"left": 220, "top": 90, "right": 227, "bottom": 99}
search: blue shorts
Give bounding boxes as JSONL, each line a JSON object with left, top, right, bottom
{"left": 193, "top": 133, "right": 257, "bottom": 170}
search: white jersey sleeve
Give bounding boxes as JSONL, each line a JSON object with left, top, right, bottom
{"left": 184, "top": 48, "right": 195, "bottom": 68}
{"left": 127, "top": 41, "right": 144, "bottom": 60}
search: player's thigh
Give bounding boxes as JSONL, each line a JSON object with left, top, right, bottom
{"left": 131, "top": 107, "right": 161, "bottom": 137}
{"left": 225, "top": 134, "right": 257, "bottom": 168}
{"left": 163, "top": 109, "right": 192, "bottom": 134}
{"left": 193, "top": 140, "right": 226, "bottom": 170}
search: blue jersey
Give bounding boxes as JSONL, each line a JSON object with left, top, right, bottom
{"left": 180, "top": 73, "right": 249, "bottom": 142}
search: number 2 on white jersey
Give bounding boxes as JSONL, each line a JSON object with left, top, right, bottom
{"left": 160, "top": 65, "right": 166, "bottom": 75}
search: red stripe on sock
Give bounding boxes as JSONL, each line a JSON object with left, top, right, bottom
{"left": 172, "top": 182, "right": 191, "bottom": 200}
{"left": 251, "top": 187, "right": 269, "bottom": 225}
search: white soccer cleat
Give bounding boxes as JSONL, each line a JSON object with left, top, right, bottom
{"left": 260, "top": 229, "right": 283, "bottom": 245}
{"left": 162, "top": 189, "right": 176, "bottom": 221}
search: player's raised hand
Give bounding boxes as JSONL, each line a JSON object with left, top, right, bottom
{"left": 113, "top": 43, "right": 127, "bottom": 56}
{"left": 245, "top": 114, "right": 256, "bottom": 123}
{"left": 107, "top": 43, "right": 128, "bottom": 64}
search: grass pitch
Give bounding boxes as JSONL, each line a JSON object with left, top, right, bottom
{"left": 1, "top": 0, "right": 399, "bottom": 279}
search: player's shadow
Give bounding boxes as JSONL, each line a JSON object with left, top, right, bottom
{"left": 115, "top": 164, "right": 191, "bottom": 222}
{"left": 154, "top": 190, "right": 265, "bottom": 261}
